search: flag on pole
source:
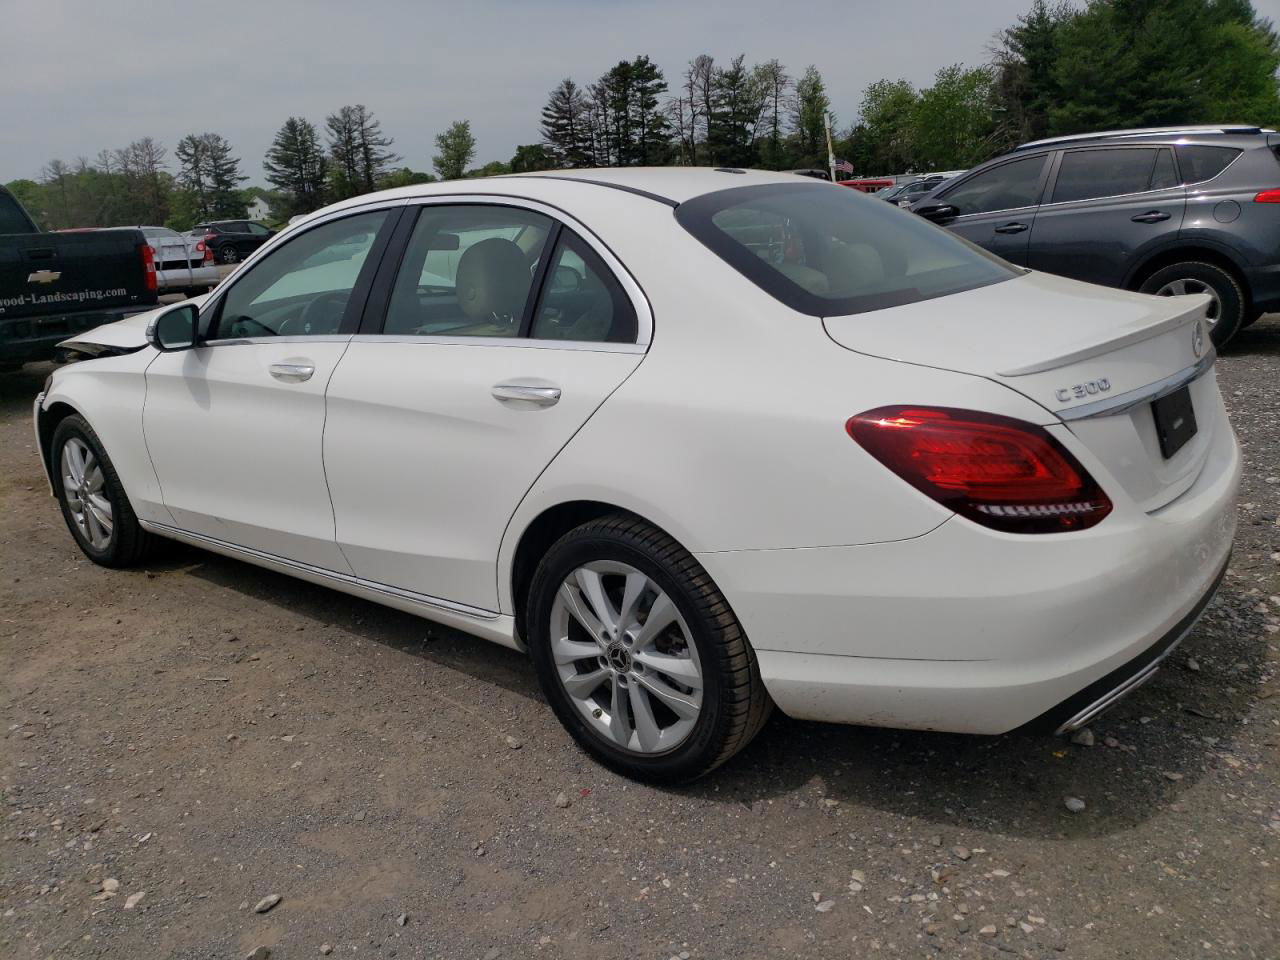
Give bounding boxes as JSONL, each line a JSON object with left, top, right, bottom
{"left": 833, "top": 158, "right": 854, "bottom": 175}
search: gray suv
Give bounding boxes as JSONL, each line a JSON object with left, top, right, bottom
{"left": 911, "top": 125, "right": 1280, "bottom": 346}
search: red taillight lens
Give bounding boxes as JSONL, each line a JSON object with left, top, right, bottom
{"left": 846, "top": 406, "right": 1112, "bottom": 533}
{"left": 198, "top": 240, "right": 213, "bottom": 264}
{"left": 138, "top": 243, "right": 157, "bottom": 292}
{"left": 1254, "top": 189, "right": 1280, "bottom": 203}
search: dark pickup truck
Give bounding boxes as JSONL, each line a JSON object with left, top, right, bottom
{"left": 0, "top": 186, "right": 158, "bottom": 369}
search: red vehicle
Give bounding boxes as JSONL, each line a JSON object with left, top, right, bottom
{"left": 838, "top": 178, "right": 894, "bottom": 193}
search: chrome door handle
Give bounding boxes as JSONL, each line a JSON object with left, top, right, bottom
{"left": 269, "top": 361, "right": 315, "bottom": 383}
{"left": 994, "top": 221, "right": 1029, "bottom": 234}
{"left": 1131, "top": 210, "right": 1171, "bottom": 223}
{"left": 491, "top": 383, "right": 561, "bottom": 406}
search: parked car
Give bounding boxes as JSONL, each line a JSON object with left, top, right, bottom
{"left": 191, "top": 219, "right": 276, "bottom": 264}
{"left": 878, "top": 176, "right": 949, "bottom": 206}
{"left": 138, "top": 226, "right": 219, "bottom": 296}
{"left": 911, "top": 125, "right": 1280, "bottom": 345}
{"left": 36, "top": 169, "right": 1237, "bottom": 782}
{"left": 0, "top": 186, "right": 157, "bottom": 370}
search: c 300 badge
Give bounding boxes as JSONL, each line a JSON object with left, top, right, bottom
{"left": 1055, "top": 378, "right": 1111, "bottom": 404}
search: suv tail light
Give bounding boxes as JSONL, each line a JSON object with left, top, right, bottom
{"left": 1254, "top": 189, "right": 1280, "bottom": 203}
{"left": 138, "top": 243, "right": 157, "bottom": 292}
{"left": 846, "top": 406, "right": 1112, "bottom": 533}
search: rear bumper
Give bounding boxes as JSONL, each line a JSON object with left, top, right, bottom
{"left": 156, "top": 265, "right": 219, "bottom": 290}
{"left": 698, "top": 413, "right": 1240, "bottom": 734}
{"left": 0, "top": 303, "right": 156, "bottom": 364}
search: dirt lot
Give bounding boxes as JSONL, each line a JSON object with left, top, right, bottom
{"left": 2, "top": 322, "right": 1278, "bottom": 960}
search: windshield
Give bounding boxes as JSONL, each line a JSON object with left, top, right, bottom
{"left": 676, "top": 182, "right": 1018, "bottom": 316}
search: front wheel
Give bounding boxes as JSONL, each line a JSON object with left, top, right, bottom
{"left": 1139, "top": 261, "right": 1245, "bottom": 347}
{"left": 527, "top": 515, "right": 771, "bottom": 783}
{"left": 217, "top": 245, "right": 240, "bottom": 265}
{"left": 51, "top": 415, "right": 158, "bottom": 567}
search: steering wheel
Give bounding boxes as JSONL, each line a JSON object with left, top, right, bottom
{"left": 280, "top": 291, "right": 349, "bottom": 337}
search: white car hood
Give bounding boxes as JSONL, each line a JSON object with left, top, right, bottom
{"left": 58, "top": 295, "right": 210, "bottom": 352}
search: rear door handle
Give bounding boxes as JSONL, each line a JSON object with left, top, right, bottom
{"left": 269, "top": 361, "right": 315, "bottom": 383}
{"left": 1131, "top": 210, "right": 1171, "bottom": 223}
{"left": 994, "top": 221, "right": 1029, "bottom": 234}
{"left": 492, "top": 383, "right": 561, "bottom": 407}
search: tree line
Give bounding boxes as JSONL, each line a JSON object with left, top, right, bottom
{"left": 7, "top": 0, "right": 1277, "bottom": 232}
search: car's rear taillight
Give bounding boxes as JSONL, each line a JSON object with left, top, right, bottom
{"left": 139, "top": 243, "right": 157, "bottom": 292}
{"left": 1254, "top": 189, "right": 1280, "bottom": 203}
{"left": 846, "top": 406, "right": 1112, "bottom": 533}
{"left": 198, "top": 240, "right": 213, "bottom": 264}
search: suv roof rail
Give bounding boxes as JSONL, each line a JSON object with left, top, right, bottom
{"left": 1014, "top": 125, "right": 1266, "bottom": 151}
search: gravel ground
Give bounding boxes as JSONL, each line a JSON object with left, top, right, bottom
{"left": 2, "top": 320, "right": 1278, "bottom": 960}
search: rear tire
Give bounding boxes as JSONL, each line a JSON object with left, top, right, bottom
{"left": 218, "top": 245, "right": 240, "bottom": 265}
{"left": 1138, "top": 261, "right": 1244, "bottom": 347}
{"left": 51, "top": 415, "right": 158, "bottom": 568}
{"left": 527, "top": 514, "right": 771, "bottom": 783}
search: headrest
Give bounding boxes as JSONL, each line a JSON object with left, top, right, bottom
{"left": 456, "top": 238, "right": 529, "bottom": 321}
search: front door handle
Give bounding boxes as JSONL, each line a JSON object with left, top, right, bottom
{"left": 269, "top": 361, "right": 315, "bottom": 383}
{"left": 1131, "top": 210, "right": 1171, "bottom": 223}
{"left": 994, "top": 221, "right": 1029, "bottom": 234}
{"left": 492, "top": 383, "right": 561, "bottom": 407}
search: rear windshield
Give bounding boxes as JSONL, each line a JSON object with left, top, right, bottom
{"left": 676, "top": 183, "right": 1017, "bottom": 317}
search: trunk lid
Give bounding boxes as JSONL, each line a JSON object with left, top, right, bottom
{"left": 823, "top": 271, "right": 1218, "bottom": 513}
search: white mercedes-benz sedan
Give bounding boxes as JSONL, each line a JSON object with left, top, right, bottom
{"left": 34, "top": 168, "right": 1239, "bottom": 782}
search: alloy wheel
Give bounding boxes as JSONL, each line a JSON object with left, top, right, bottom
{"left": 549, "top": 561, "right": 704, "bottom": 754}
{"left": 1154, "top": 278, "right": 1221, "bottom": 327}
{"left": 61, "top": 437, "right": 113, "bottom": 550}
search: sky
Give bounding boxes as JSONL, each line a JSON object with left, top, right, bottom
{"left": 1, "top": 0, "right": 1035, "bottom": 186}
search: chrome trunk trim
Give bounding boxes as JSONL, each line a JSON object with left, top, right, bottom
{"left": 1053, "top": 351, "right": 1215, "bottom": 422}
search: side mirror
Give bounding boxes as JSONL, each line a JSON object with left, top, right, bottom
{"left": 915, "top": 203, "right": 959, "bottom": 222}
{"left": 148, "top": 303, "right": 199, "bottom": 352}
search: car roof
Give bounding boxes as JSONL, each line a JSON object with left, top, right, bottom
{"left": 320, "top": 167, "right": 822, "bottom": 216}
{"left": 1015, "top": 125, "right": 1276, "bottom": 152}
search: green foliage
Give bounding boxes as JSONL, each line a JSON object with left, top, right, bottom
{"left": 854, "top": 79, "right": 919, "bottom": 172}
{"left": 911, "top": 65, "right": 1000, "bottom": 169}
{"left": 433, "top": 120, "right": 476, "bottom": 180}
{"left": 541, "top": 78, "right": 593, "bottom": 167}
{"left": 326, "top": 105, "right": 400, "bottom": 200}
{"left": 510, "top": 144, "right": 552, "bottom": 173}
{"left": 378, "top": 167, "right": 437, "bottom": 189}
{"left": 465, "top": 160, "right": 512, "bottom": 178}
{"left": 175, "top": 132, "right": 246, "bottom": 222}
{"left": 264, "top": 117, "right": 328, "bottom": 217}
{"left": 791, "top": 66, "right": 831, "bottom": 168}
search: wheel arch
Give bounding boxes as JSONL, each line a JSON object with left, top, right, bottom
{"left": 1125, "top": 242, "right": 1252, "bottom": 308}
{"left": 506, "top": 499, "right": 691, "bottom": 644}
{"left": 36, "top": 400, "right": 84, "bottom": 489}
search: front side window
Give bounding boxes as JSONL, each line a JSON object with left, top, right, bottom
{"left": 1051, "top": 148, "right": 1165, "bottom": 203}
{"left": 939, "top": 155, "right": 1047, "bottom": 216}
{"left": 246, "top": 222, "right": 272, "bottom": 236}
{"left": 677, "top": 182, "right": 1018, "bottom": 317}
{"left": 211, "top": 210, "right": 388, "bottom": 339}
{"left": 383, "top": 205, "right": 553, "bottom": 337}
{"left": 1176, "top": 145, "right": 1241, "bottom": 184}
{"left": 530, "top": 229, "right": 637, "bottom": 343}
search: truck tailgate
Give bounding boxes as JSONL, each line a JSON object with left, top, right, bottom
{"left": 0, "top": 229, "right": 156, "bottom": 321}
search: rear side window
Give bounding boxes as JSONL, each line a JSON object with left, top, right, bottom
{"left": 0, "top": 192, "right": 35, "bottom": 233}
{"left": 530, "top": 229, "right": 637, "bottom": 343}
{"left": 676, "top": 183, "right": 1018, "bottom": 317}
{"left": 1051, "top": 148, "right": 1167, "bottom": 203}
{"left": 1176, "top": 145, "right": 1241, "bottom": 184}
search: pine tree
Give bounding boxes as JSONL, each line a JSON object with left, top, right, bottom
{"left": 325, "top": 106, "right": 362, "bottom": 200}
{"left": 351, "top": 105, "right": 400, "bottom": 192}
{"left": 790, "top": 66, "right": 830, "bottom": 168}
{"left": 541, "top": 79, "right": 593, "bottom": 167}
{"left": 263, "top": 117, "right": 328, "bottom": 216}
{"left": 433, "top": 120, "right": 476, "bottom": 180}
{"left": 175, "top": 134, "right": 212, "bottom": 219}
{"left": 710, "top": 55, "right": 764, "bottom": 168}
{"left": 204, "top": 135, "right": 247, "bottom": 218}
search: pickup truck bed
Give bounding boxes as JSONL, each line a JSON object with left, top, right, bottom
{"left": 0, "top": 188, "right": 158, "bottom": 368}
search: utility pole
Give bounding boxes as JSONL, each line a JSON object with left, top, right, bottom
{"left": 824, "top": 113, "right": 837, "bottom": 183}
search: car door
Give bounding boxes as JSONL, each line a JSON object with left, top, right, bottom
{"left": 143, "top": 206, "right": 398, "bottom": 568}
{"left": 323, "top": 200, "right": 648, "bottom": 612}
{"left": 1025, "top": 146, "right": 1185, "bottom": 288}
{"left": 919, "top": 153, "right": 1050, "bottom": 264}
{"left": 245, "top": 221, "right": 274, "bottom": 254}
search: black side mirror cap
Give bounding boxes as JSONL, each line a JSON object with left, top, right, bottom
{"left": 148, "top": 302, "right": 199, "bottom": 352}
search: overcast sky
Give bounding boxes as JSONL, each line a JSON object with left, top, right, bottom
{"left": 2, "top": 0, "right": 1035, "bottom": 185}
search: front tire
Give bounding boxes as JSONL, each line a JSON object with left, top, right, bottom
{"left": 51, "top": 415, "right": 158, "bottom": 567}
{"left": 218, "top": 245, "right": 240, "bottom": 265}
{"left": 527, "top": 515, "right": 771, "bottom": 783}
{"left": 1139, "top": 261, "right": 1245, "bottom": 347}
